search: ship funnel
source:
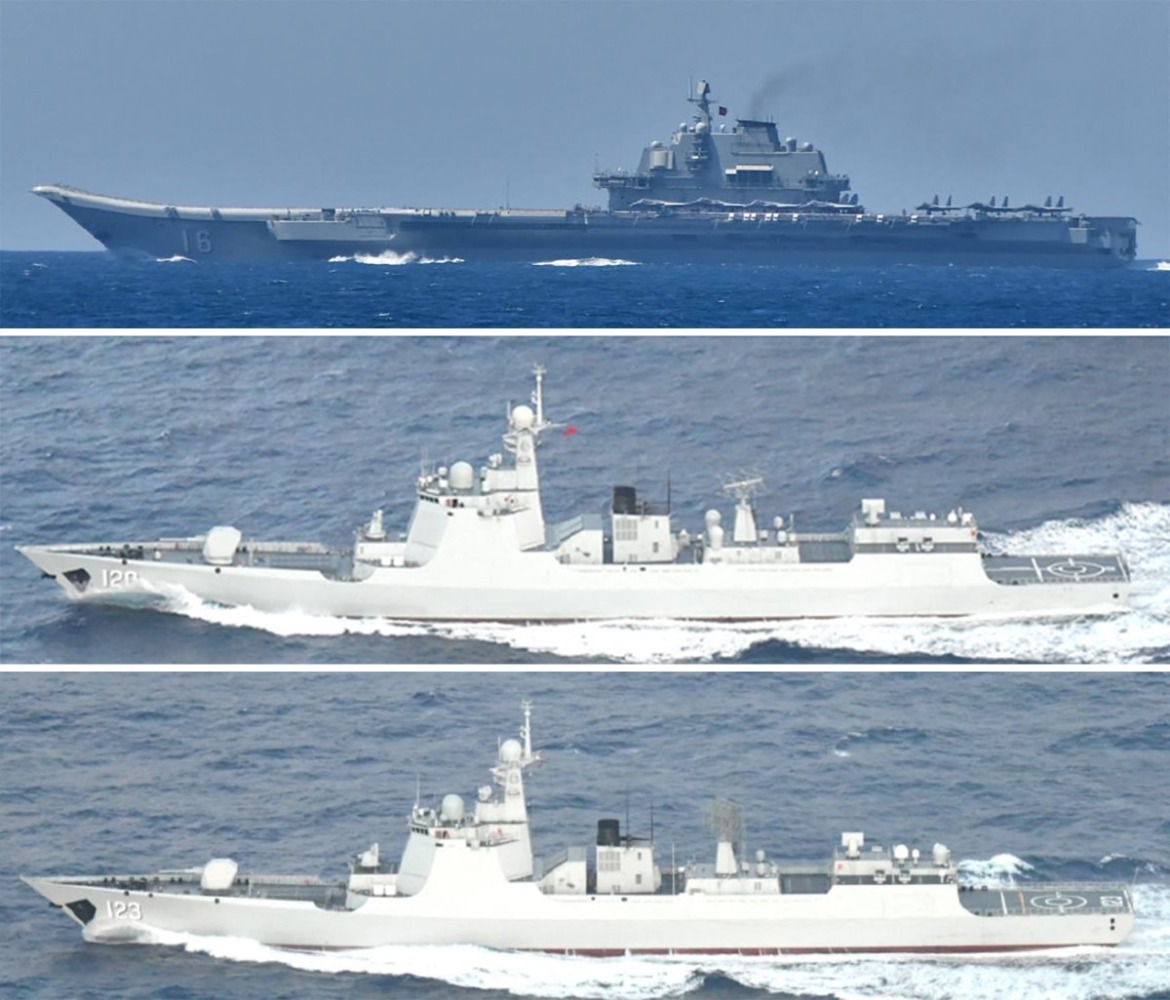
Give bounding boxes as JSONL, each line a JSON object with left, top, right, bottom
{"left": 710, "top": 798, "right": 745, "bottom": 875}
{"left": 597, "top": 818, "right": 621, "bottom": 846}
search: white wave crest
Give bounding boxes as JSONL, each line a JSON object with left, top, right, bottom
{"left": 328, "top": 250, "right": 464, "bottom": 265}
{"left": 957, "top": 853, "right": 1033, "bottom": 887}
{"left": 155, "top": 255, "right": 196, "bottom": 264}
{"left": 532, "top": 257, "right": 641, "bottom": 266}
{"left": 1131, "top": 883, "right": 1170, "bottom": 950}
{"left": 126, "top": 931, "right": 704, "bottom": 1000}
{"left": 83, "top": 919, "right": 156, "bottom": 944}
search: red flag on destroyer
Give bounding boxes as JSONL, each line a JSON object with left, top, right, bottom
{"left": 563, "top": 425, "right": 578, "bottom": 437}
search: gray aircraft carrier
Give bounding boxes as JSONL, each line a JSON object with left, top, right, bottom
{"left": 34, "top": 79, "right": 1138, "bottom": 266}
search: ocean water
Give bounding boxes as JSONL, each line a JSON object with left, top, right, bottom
{"left": 2, "top": 672, "right": 1168, "bottom": 1000}
{"left": 1, "top": 335, "right": 1167, "bottom": 664}
{"left": 1, "top": 251, "right": 1168, "bottom": 327}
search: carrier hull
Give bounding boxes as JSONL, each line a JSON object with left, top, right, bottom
{"left": 37, "top": 185, "right": 1136, "bottom": 267}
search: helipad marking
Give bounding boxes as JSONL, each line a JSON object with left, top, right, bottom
{"left": 1029, "top": 893, "right": 1087, "bottom": 912}
{"left": 1045, "top": 559, "right": 1108, "bottom": 580}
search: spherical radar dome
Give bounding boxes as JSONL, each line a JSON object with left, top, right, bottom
{"left": 449, "top": 461, "right": 474, "bottom": 491}
{"left": 499, "top": 738, "right": 523, "bottom": 762}
{"left": 512, "top": 405, "right": 535, "bottom": 430}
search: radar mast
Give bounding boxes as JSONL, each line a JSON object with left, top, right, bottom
{"left": 689, "top": 79, "right": 714, "bottom": 130}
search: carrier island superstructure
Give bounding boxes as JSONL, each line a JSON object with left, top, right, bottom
{"left": 33, "top": 79, "right": 1137, "bottom": 266}
{"left": 16, "top": 366, "right": 1130, "bottom": 622}
{"left": 23, "top": 702, "right": 1136, "bottom": 954}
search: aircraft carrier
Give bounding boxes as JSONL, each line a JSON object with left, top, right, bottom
{"left": 16, "top": 366, "right": 1131, "bottom": 622}
{"left": 23, "top": 702, "right": 1136, "bottom": 955}
{"left": 34, "top": 80, "right": 1138, "bottom": 266}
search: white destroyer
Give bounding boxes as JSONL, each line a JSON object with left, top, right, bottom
{"left": 17, "top": 366, "right": 1129, "bottom": 621}
{"left": 23, "top": 703, "right": 1135, "bottom": 954}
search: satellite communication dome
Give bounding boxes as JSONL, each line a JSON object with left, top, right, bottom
{"left": 512, "top": 405, "right": 535, "bottom": 430}
{"left": 440, "top": 793, "right": 465, "bottom": 823}
{"left": 449, "top": 461, "right": 474, "bottom": 491}
{"left": 200, "top": 858, "right": 239, "bottom": 893}
{"left": 705, "top": 509, "right": 722, "bottom": 527}
{"left": 499, "top": 738, "right": 523, "bottom": 762}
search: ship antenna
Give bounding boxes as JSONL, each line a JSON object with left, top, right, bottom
{"left": 520, "top": 698, "right": 533, "bottom": 761}
{"left": 688, "top": 78, "right": 713, "bottom": 130}
{"left": 531, "top": 365, "right": 546, "bottom": 430}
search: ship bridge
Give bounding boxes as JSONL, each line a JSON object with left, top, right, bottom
{"left": 595, "top": 79, "right": 852, "bottom": 212}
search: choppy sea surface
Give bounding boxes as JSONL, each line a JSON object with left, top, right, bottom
{"left": 1, "top": 251, "right": 1168, "bottom": 327}
{"left": 2, "top": 335, "right": 1168, "bottom": 664}
{"left": 3, "top": 672, "right": 1168, "bottom": 1000}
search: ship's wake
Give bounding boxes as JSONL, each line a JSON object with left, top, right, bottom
{"left": 328, "top": 251, "right": 465, "bottom": 265}
{"left": 532, "top": 257, "right": 642, "bottom": 266}
{"left": 75, "top": 880, "right": 1170, "bottom": 1000}
{"left": 155, "top": 502, "right": 1170, "bottom": 663}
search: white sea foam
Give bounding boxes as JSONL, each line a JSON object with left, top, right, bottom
{"left": 956, "top": 853, "right": 1033, "bottom": 887}
{"left": 532, "top": 257, "right": 641, "bottom": 266}
{"left": 83, "top": 919, "right": 156, "bottom": 944}
{"left": 328, "top": 251, "right": 464, "bottom": 265}
{"left": 152, "top": 503, "right": 1169, "bottom": 663}
{"left": 90, "top": 886, "right": 1170, "bottom": 1000}
{"left": 155, "top": 255, "right": 196, "bottom": 263}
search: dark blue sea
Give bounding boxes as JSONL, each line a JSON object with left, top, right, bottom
{"left": 2, "top": 672, "right": 1168, "bottom": 1000}
{"left": 1, "top": 335, "right": 1167, "bottom": 664}
{"left": 1, "top": 252, "right": 1168, "bottom": 327}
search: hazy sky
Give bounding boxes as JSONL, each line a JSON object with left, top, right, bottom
{"left": 2, "top": 0, "right": 1167, "bottom": 256}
